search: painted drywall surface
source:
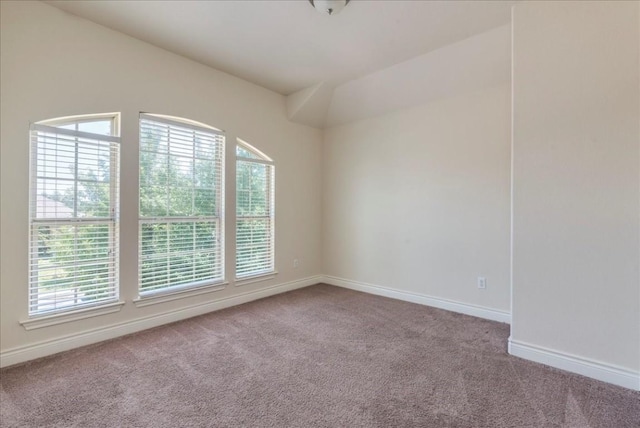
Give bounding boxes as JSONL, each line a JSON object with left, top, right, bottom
{"left": 326, "top": 24, "right": 511, "bottom": 128}
{"left": 511, "top": 1, "right": 640, "bottom": 371}
{"left": 323, "top": 84, "right": 511, "bottom": 313}
{"left": 0, "top": 1, "right": 322, "bottom": 353}
{"left": 287, "top": 24, "right": 510, "bottom": 129}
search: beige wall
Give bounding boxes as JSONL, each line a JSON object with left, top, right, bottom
{"left": 3, "top": 0, "right": 638, "bottom": 390}
{"left": 511, "top": 1, "right": 640, "bottom": 372}
{"left": 0, "top": 1, "right": 323, "bottom": 355}
{"left": 323, "top": 84, "right": 512, "bottom": 315}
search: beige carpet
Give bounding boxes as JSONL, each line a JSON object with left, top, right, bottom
{"left": 1, "top": 284, "right": 639, "bottom": 427}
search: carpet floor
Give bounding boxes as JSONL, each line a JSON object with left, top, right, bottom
{"left": 1, "top": 284, "right": 639, "bottom": 427}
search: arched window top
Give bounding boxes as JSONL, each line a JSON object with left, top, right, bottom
{"left": 36, "top": 112, "right": 120, "bottom": 137}
{"left": 236, "top": 138, "right": 273, "bottom": 163}
{"left": 141, "top": 113, "right": 222, "bottom": 134}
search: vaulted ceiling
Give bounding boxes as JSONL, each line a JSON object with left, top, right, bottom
{"left": 46, "top": 0, "right": 515, "bottom": 128}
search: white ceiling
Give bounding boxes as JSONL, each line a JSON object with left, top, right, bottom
{"left": 46, "top": 0, "right": 516, "bottom": 96}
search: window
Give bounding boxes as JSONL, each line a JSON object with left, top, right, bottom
{"left": 236, "top": 139, "right": 275, "bottom": 278}
{"left": 28, "top": 114, "right": 120, "bottom": 315}
{"left": 139, "top": 114, "right": 224, "bottom": 295}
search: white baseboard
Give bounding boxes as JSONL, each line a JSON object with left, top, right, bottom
{"left": 508, "top": 338, "right": 640, "bottom": 391}
{"left": 322, "top": 275, "right": 511, "bottom": 324}
{"left": 0, "top": 275, "right": 322, "bottom": 368}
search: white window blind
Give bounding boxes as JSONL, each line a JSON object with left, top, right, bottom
{"left": 236, "top": 140, "right": 275, "bottom": 278}
{"left": 29, "top": 118, "right": 120, "bottom": 316}
{"left": 139, "top": 114, "right": 225, "bottom": 295}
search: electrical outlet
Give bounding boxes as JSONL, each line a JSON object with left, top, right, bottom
{"left": 293, "top": 259, "right": 299, "bottom": 268}
{"left": 477, "top": 277, "right": 487, "bottom": 289}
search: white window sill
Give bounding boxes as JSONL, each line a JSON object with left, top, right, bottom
{"left": 235, "top": 271, "right": 278, "bottom": 287}
{"left": 20, "top": 300, "right": 126, "bottom": 331}
{"left": 133, "top": 282, "right": 228, "bottom": 308}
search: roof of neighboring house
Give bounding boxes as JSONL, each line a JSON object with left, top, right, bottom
{"left": 36, "top": 195, "right": 74, "bottom": 218}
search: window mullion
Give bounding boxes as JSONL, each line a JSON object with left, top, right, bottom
{"left": 109, "top": 117, "right": 118, "bottom": 299}
{"left": 73, "top": 127, "right": 79, "bottom": 218}
{"left": 166, "top": 126, "right": 171, "bottom": 286}
{"left": 191, "top": 130, "right": 196, "bottom": 216}
{"left": 72, "top": 124, "right": 79, "bottom": 309}
{"left": 166, "top": 126, "right": 170, "bottom": 217}
{"left": 165, "top": 222, "right": 170, "bottom": 288}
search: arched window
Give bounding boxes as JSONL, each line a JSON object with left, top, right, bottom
{"left": 138, "top": 114, "right": 225, "bottom": 295}
{"left": 236, "top": 139, "right": 275, "bottom": 278}
{"left": 29, "top": 113, "right": 120, "bottom": 315}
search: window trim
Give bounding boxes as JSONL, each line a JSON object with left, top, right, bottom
{"left": 234, "top": 271, "right": 278, "bottom": 287}
{"left": 20, "top": 300, "right": 125, "bottom": 330}
{"left": 28, "top": 114, "right": 120, "bottom": 318}
{"left": 236, "top": 139, "right": 273, "bottom": 162}
{"left": 38, "top": 112, "right": 121, "bottom": 132}
{"left": 235, "top": 139, "right": 275, "bottom": 280}
{"left": 133, "top": 281, "right": 228, "bottom": 308}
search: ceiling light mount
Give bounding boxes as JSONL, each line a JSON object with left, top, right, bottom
{"left": 309, "top": 0, "right": 350, "bottom": 16}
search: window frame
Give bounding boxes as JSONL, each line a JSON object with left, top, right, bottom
{"left": 235, "top": 139, "right": 275, "bottom": 280}
{"left": 28, "top": 113, "right": 121, "bottom": 317}
{"left": 137, "top": 113, "right": 226, "bottom": 298}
